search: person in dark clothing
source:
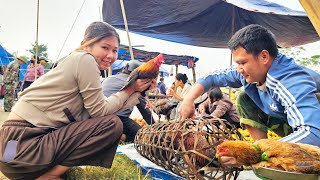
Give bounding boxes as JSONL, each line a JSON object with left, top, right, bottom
{"left": 156, "top": 77, "right": 166, "bottom": 95}
{"left": 198, "top": 87, "right": 240, "bottom": 128}
{"left": 102, "top": 60, "right": 154, "bottom": 142}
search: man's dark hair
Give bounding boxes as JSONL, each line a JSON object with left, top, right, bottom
{"left": 159, "top": 77, "right": 164, "bottom": 81}
{"left": 228, "top": 24, "right": 278, "bottom": 58}
{"left": 208, "top": 87, "right": 223, "bottom": 101}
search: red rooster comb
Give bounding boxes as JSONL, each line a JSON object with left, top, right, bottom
{"left": 155, "top": 54, "right": 164, "bottom": 67}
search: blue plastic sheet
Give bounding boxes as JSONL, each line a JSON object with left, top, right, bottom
{"left": 103, "top": 0, "right": 319, "bottom": 48}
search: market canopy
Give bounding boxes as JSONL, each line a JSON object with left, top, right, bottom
{"left": 118, "top": 45, "right": 198, "bottom": 67}
{"left": 0, "top": 44, "right": 13, "bottom": 66}
{"left": 103, "top": 0, "right": 320, "bottom": 48}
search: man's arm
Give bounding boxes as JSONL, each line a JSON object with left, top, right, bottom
{"left": 266, "top": 71, "right": 320, "bottom": 147}
{"left": 178, "top": 66, "right": 243, "bottom": 120}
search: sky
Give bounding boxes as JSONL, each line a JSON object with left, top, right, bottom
{"left": 0, "top": 0, "right": 319, "bottom": 83}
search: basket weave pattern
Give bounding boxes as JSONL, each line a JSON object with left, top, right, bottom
{"left": 134, "top": 117, "right": 244, "bottom": 179}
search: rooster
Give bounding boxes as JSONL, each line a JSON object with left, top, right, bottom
{"left": 120, "top": 54, "right": 164, "bottom": 91}
{"left": 216, "top": 139, "right": 320, "bottom": 174}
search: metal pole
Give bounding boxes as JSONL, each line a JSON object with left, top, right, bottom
{"left": 120, "top": 0, "right": 135, "bottom": 61}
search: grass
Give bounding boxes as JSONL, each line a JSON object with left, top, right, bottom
{"left": 0, "top": 154, "right": 153, "bottom": 180}
{"left": 66, "top": 154, "right": 153, "bottom": 180}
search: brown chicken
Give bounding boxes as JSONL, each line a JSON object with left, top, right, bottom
{"left": 120, "top": 54, "right": 164, "bottom": 91}
{"left": 216, "top": 139, "right": 320, "bottom": 174}
{"left": 176, "top": 132, "right": 216, "bottom": 168}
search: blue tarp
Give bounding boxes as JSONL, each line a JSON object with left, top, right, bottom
{"left": 0, "top": 45, "right": 13, "bottom": 66}
{"left": 103, "top": 0, "right": 320, "bottom": 48}
{"left": 0, "top": 45, "right": 27, "bottom": 81}
{"left": 118, "top": 45, "right": 199, "bottom": 67}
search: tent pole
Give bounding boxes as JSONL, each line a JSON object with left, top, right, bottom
{"left": 229, "top": 6, "right": 235, "bottom": 96}
{"left": 120, "top": 0, "right": 135, "bottom": 61}
{"left": 35, "top": 0, "right": 40, "bottom": 80}
{"left": 299, "top": 0, "right": 320, "bottom": 37}
{"left": 192, "top": 66, "right": 196, "bottom": 83}
{"left": 175, "top": 64, "right": 178, "bottom": 75}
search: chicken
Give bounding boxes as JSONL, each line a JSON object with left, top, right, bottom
{"left": 174, "top": 132, "right": 216, "bottom": 168}
{"left": 120, "top": 54, "right": 164, "bottom": 91}
{"left": 216, "top": 139, "right": 320, "bottom": 174}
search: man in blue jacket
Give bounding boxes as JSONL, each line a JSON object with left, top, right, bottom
{"left": 178, "top": 24, "right": 320, "bottom": 151}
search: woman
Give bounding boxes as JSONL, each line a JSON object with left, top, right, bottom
{"left": 21, "top": 55, "right": 44, "bottom": 91}
{"left": 167, "top": 73, "right": 191, "bottom": 102}
{"left": 0, "top": 22, "right": 152, "bottom": 180}
{"left": 167, "top": 73, "right": 192, "bottom": 119}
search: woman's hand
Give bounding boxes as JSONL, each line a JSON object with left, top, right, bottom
{"left": 198, "top": 104, "right": 205, "bottom": 114}
{"left": 124, "top": 79, "right": 153, "bottom": 96}
{"left": 166, "top": 88, "right": 174, "bottom": 95}
{"left": 132, "top": 79, "right": 153, "bottom": 92}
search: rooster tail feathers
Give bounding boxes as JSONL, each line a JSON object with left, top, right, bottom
{"left": 120, "top": 70, "right": 139, "bottom": 91}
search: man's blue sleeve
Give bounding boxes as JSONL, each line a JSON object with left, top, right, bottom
{"left": 267, "top": 69, "right": 320, "bottom": 146}
{"left": 197, "top": 66, "right": 243, "bottom": 92}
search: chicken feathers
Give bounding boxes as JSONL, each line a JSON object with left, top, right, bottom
{"left": 216, "top": 139, "right": 320, "bottom": 174}
{"left": 120, "top": 54, "right": 164, "bottom": 91}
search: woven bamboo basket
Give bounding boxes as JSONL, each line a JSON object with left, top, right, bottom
{"left": 134, "top": 116, "right": 244, "bottom": 179}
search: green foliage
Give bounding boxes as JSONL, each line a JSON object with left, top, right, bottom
{"left": 28, "top": 42, "right": 48, "bottom": 58}
{"left": 279, "top": 47, "right": 320, "bottom": 71}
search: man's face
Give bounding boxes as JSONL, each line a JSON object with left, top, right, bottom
{"left": 40, "top": 60, "right": 46, "bottom": 65}
{"left": 232, "top": 47, "right": 268, "bottom": 84}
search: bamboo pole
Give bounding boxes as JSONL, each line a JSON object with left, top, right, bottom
{"left": 35, "top": 0, "right": 40, "bottom": 80}
{"left": 299, "top": 0, "right": 320, "bottom": 37}
{"left": 229, "top": 6, "right": 235, "bottom": 96}
{"left": 192, "top": 66, "right": 196, "bottom": 83}
{"left": 120, "top": 0, "right": 135, "bottom": 61}
{"left": 175, "top": 64, "right": 178, "bottom": 75}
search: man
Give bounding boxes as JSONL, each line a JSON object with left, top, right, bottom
{"left": 156, "top": 77, "right": 166, "bottom": 95}
{"left": 3, "top": 56, "right": 28, "bottom": 112}
{"left": 178, "top": 24, "right": 320, "bottom": 150}
{"left": 102, "top": 60, "right": 154, "bottom": 142}
{"left": 198, "top": 87, "right": 240, "bottom": 128}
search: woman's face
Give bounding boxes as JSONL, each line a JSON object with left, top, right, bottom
{"left": 174, "top": 78, "right": 183, "bottom": 88}
{"left": 84, "top": 36, "right": 119, "bottom": 70}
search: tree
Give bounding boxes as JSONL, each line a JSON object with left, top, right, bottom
{"left": 28, "top": 42, "right": 48, "bottom": 58}
{"left": 279, "top": 46, "right": 320, "bottom": 72}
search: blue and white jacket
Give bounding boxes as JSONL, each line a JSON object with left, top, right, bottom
{"left": 197, "top": 53, "right": 320, "bottom": 146}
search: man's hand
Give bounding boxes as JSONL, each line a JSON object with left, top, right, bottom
{"left": 178, "top": 99, "right": 195, "bottom": 121}
{"left": 219, "top": 156, "right": 242, "bottom": 167}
